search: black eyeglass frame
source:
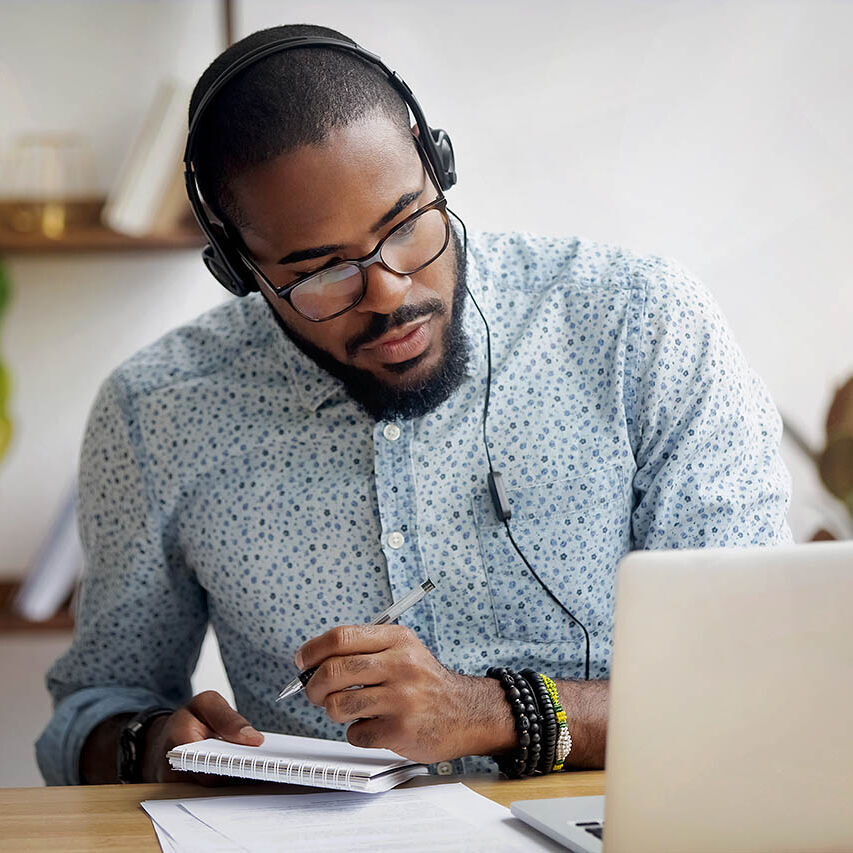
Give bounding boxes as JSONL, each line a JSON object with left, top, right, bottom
{"left": 234, "top": 195, "right": 451, "bottom": 323}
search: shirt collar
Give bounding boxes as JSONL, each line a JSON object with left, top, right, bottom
{"left": 257, "top": 297, "right": 347, "bottom": 413}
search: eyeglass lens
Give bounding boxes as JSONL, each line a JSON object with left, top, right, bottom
{"left": 289, "top": 207, "right": 449, "bottom": 321}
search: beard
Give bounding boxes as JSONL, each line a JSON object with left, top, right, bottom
{"left": 265, "top": 227, "right": 470, "bottom": 422}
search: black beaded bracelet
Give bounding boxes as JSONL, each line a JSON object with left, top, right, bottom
{"left": 522, "top": 669, "right": 558, "bottom": 775}
{"left": 524, "top": 670, "right": 557, "bottom": 775}
{"left": 486, "top": 667, "right": 542, "bottom": 778}
{"left": 513, "top": 670, "right": 543, "bottom": 774}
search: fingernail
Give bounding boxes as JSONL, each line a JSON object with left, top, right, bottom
{"left": 294, "top": 650, "right": 304, "bottom": 669}
{"left": 240, "top": 725, "right": 262, "bottom": 740}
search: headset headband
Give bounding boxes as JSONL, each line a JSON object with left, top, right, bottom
{"left": 185, "top": 35, "right": 453, "bottom": 190}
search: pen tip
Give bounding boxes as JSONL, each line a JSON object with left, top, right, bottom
{"left": 276, "top": 680, "right": 303, "bottom": 701}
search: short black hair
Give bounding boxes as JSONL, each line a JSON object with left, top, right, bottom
{"left": 188, "top": 24, "right": 412, "bottom": 227}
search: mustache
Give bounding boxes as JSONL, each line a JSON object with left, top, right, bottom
{"left": 345, "top": 299, "right": 445, "bottom": 357}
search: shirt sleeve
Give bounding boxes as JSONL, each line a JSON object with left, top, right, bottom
{"left": 36, "top": 373, "right": 208, "bottom": 785}
{"left": 625, "top": 257, "right": 793, "bottom": 549}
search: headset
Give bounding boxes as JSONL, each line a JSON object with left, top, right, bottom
{"left": 184, "top": 36, "right": 590, "bottom": 680}
{"left": 184, "top": 36, "right": 456, "bottom": 298}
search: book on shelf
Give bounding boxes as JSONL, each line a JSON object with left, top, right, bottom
{"left": 102, "top": 79, "right": 192, "bottom": 237}
{"left": 13, "top": 486, "right": 82, "bottom": 621}
{"left": 148, "top": 164, "right": 194, "bottom": 234}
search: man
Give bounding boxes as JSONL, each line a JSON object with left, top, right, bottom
{"left": 37, "top": 23, "right": 792, "bottom": 785}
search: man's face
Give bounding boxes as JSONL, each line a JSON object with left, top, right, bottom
{"left": 230, "top": 113, "right": 467, "bottom": 419}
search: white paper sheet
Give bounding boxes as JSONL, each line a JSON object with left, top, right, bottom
{"left": 141, "top": 800, "right": 244, "bottom": 853}
{"left": 178, "top": 784, "right": 560, "bottom": 852}
{"left": 149, "top": 819, "right": 178, "bottom": 853}
{"left": 142, "top": 784, "right": 561, "bottom": 852}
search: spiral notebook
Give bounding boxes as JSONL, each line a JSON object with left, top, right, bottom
{"left": 166, "top": 732, "right": 428, "bottom": 793}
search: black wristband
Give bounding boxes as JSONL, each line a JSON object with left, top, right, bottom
{"left": 522, "top": 669, "right": 557, "bottom": 775}
{"left": 117, "top": 706, "right": 173, "bottom": 783}
{"left": 486, "top": 667, "right": 541, "bottom": 778}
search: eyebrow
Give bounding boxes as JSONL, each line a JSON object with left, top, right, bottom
{"left": 276, "top": 188, "right": 424, "bottom": 266}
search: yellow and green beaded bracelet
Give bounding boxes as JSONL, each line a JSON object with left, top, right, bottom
{"left": 540, "top": 673, "right": 571, "bottom": 771}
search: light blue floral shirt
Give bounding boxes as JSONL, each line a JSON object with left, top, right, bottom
{"left": 37, "top": 230, "right": 792, "bottom": 784}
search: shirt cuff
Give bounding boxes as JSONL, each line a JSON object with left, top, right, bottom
{"left": 36, "top": 686, "right": 176, "bottom": 785}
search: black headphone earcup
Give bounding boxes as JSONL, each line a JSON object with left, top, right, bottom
{"left": 429, "top": 127, "right": 457, "bottom": 191}
{"left": 200, "top": 225, "right": 258, "bottom": 297}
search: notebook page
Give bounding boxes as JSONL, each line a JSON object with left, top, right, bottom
{"left": 179, "top": 784, "right": 560, "bottom": 852}
{"left": 167, "top": 731, "right": 417, "bottom": 778}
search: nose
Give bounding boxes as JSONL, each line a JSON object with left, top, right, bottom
{"left": 354, "top": 261, "right": 412, "bottom": 316}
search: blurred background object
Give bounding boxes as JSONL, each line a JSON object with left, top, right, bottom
{"left": 783, "top": 377, "right": 853, "bottom": 541}
{"left": 821, "top": 377, "right": 853, "bottom": 514}
{"left": 11, "top": 486, "right": 82, "bottom": 623}
{"left": 101, "top": 79, "right": 194, "bottom": 237}
{"left": 782, "top": 377, "right": 853, "bottom": 541}
{"left": 0, "top": 133, "right": 98, "bottom": 239}
{"left": 0, "top": 260, "right": 11, "bottom": 464}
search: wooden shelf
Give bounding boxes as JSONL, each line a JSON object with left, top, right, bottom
{"left": 0, "top": 223, "right": 205, "bottom": 254}
{"left": 0, "top": 580, "right": 74, "bottom": 633}
{"left": 0, "top": 198, "right": 205, "bottom": 254}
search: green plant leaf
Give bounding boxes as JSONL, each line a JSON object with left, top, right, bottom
{"left": 0, "top": 415, "right": 10, "bottom": 460}
{"left": 0, "top": 260, "right": 10, "bottom": 315}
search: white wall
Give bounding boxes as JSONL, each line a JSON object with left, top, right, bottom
{"left": 0, "top": 0, "right": 851, "bottom": 784}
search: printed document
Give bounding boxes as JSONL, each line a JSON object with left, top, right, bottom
{"left": 141, "top": 782, "right": 561, "bottom": 852}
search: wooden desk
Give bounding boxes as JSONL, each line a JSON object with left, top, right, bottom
{"left": 0, "top": 772, "right": 605, "bottom": 852}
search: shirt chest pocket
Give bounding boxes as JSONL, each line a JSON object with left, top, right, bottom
{"left": 472, "top": 466, "right": 628, "bottom": 644}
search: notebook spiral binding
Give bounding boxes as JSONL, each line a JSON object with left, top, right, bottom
{"left": 176, "top": 748, "right": 357, "bottom": 789}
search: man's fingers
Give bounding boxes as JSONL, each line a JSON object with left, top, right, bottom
{"left": 305, "top": 653, "right": 386, "bottom": 705}
{"left": 296, "top": 624, "right": 413, "bottom": 670}
{"left": 164, "top": 707, "right": 209, "bottom": 745}
{"left": 346, "top": 717, "right": 385, "bottom": 750}
{"left": 144, "top": 694, "right": 263, "bottom": 784}
{"left": 186, "top": 690, "right": 264, "bottom": 745}
{"left": 324, "top": 686, "right": 389, "bottom": 724}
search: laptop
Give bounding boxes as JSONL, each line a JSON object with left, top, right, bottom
{"left": 511, "top": 540, "right": 853, "bottom": 852}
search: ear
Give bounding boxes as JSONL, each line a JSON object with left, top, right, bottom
{"left": 411, "top": 123, "right": 420, "bottom": 138}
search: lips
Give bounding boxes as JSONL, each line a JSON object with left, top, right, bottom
{"left": 365, "top": 318, "right": 428, "bottom": 348}
{"left": 362, "top": 317, "right": 432, "bottom": 364}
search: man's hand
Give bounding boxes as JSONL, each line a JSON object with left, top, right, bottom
{"left": 141, "top": 690, "right": 264, "bottom": 783}
{"left": 295, "top": 625, "right": 516, "bottom": 763}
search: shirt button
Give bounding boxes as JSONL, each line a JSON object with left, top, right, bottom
{"left": 383, "top": 423, "right": 401, "bottom": 441}
{"left": 387, "top": 531, "right": 405, "bottom": 550}
{"left": 436, "top": 761, "right": 454, "bottom": 776}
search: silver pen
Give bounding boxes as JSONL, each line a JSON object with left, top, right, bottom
{"left": 276, "top": 578, "right": 437, "bottom": 701}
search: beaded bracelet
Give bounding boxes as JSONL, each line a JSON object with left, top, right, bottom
{"left": 539, "top": 673, "right": 571, "bottom": 771}
{"left": 522, "top": 669, "right": 557, "bottom": 775}
{"left": 513, "top": 671, "right": 542, "bottom": 774}
{"left": 486, "top": 667, "right": 542, "bottom": 778}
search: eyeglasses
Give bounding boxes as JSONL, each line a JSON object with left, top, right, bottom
{"left": 237, "top": 197, "right": 451, "bottom": 322}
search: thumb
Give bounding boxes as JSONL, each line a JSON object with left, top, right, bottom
{"left": 188, "top": 690, "right": 264, "bottom": 746}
